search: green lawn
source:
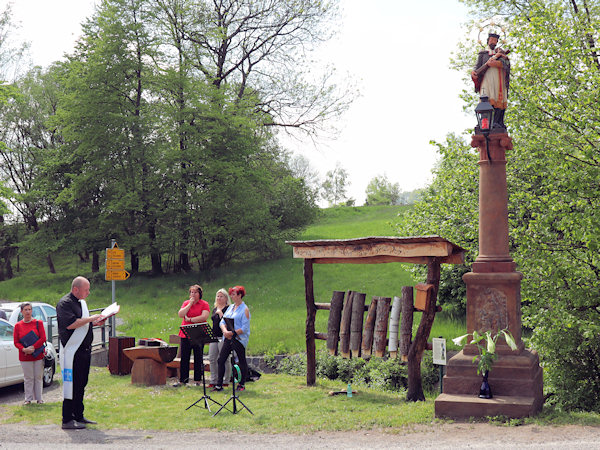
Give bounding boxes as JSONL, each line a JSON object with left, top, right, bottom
{"left": 0, "top": 205, "right": 465, "bottom": 354}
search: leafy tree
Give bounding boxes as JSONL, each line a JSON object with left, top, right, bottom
{"left": 365, "top": 174, "right": 401, "bottom": 206}
{"left": 0, "top": 67, "right": 65, "bottom": 273}
{"left": 320, "top": 163, "right": 349, "bottom": 206}
{"left": 400, "top": 0, "right": 600, "bottom": 411}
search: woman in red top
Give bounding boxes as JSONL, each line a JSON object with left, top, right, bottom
{"left": 13, "top": 302, "right": 47, "bottom": 404}
{"left": 174, "top": 285, "right": 210, "bottom": 386}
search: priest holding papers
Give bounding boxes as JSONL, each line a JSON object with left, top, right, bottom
{"left": 57, "top": 276, "right": 106, "bottom": 430}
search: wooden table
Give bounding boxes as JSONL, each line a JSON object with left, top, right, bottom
{"left": 123, "top": 346, "right": 178, "bottom": 386}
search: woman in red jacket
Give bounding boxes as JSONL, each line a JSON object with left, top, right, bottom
{"left": 13, "top": 302, "right": 47, "bottom": 404}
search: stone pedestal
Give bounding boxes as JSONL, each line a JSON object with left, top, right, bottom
{"left": 435, "top": 132, "right": 543, "bottom": 419}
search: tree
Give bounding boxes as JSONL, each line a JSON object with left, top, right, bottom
{"left": 0, "top": 67, "right": 65, "bottom": 273}
{"left": 175, "top": 0, "right": 351, "bottom": 136}
{"left": 365, "top": 174, "right": 401, "bottom": 205}
{"left": 320, "top": 163, "right": 349, "bottom": 206}
{"left": 400, "top": 0, "right": 600, "bottom": 411}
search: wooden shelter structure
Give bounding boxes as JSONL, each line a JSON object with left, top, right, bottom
{"left": 287, "top": 236, "right": 466, "bottom": 387}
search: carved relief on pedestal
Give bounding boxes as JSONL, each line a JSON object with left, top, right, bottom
{"left": 475, "top": 287, "right": 508, "bottom": 332}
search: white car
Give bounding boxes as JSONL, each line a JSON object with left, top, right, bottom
{"left": 0, "top": 308, "right": 58, "bottom": 388}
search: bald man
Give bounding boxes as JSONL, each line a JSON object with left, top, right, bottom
{"left": 57, "top": 276, "right": 104, "bottom": 430}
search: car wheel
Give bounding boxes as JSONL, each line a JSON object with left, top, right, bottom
{"left": 43, "top": 358, "right": 55, "bottom": 387}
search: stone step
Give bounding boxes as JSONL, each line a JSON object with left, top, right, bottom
{"left": 435, "top": 393, "right": 541, "bottom": 419}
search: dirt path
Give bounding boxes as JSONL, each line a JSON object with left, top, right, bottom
{"left": 2, "top": 384, "right": 599, "bottom": 449}
{"left": 1, "top": 422, "right": 599, "bottom": 449}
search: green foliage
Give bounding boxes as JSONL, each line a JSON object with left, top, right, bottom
{"left": 395, "top": 133, "right": 478, "bottom": 317}
{"left": 399, "top": 0, "right": 600, "bottom": 411}
{"left": 365, "top": 174, "right": 402, "bottom": 206}
{"left": 277, "top": 351, "right": 438, "bottom": 393}
{"left": 454, "top": 329, "right": 518, "bottom": 375}
{"left": 320, "top": 163, "right": 349, "bottom": 206}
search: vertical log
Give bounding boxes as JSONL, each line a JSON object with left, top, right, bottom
{"left": 304, "top": 259, "right": 316, "bottom": 386}
{"left": 326, "top": 291, "right": 346, "bottom": 355}
{"left": 350, "top": 292, "right": 366, "bottom": 358}
{"left": 361, "top": 297, "right": 378, "bottom": 357}
{"left": 388, "top": 295, "right": 402, "bottom": 358}
{"left": 407, "top": 258, "right": 441, "bottom": 401}
{"left": 373, "top": 297, "right": 391, "bottom": 357}
{"left": 400, "top": 286, "right": 414, "bottom": 362}
{"left": 339, "top": 291, "right": 354, "bottom": 358}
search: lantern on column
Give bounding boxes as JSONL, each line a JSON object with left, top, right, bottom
{"left": 475, "top": 95, "right": 494, "bottom": 134}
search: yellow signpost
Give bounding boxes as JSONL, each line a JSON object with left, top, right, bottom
{"left": 105, "top": 243, "right": 130, "bottom": 281}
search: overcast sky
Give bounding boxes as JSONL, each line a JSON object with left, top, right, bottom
{"left": 4, "top": 0, "right": 474, "bottom": 205}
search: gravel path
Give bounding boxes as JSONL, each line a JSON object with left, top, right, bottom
{"left": 2, "top": 384, "right": 599, "bottom": 449}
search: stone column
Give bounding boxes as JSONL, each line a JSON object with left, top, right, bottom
{"left": 435, "top": 132, "right": 543, "bottom": 419}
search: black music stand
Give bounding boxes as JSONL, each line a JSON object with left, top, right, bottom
{"left": 180, "top": 322, "right": 223, "bottom": 412}
{"left": 212, "top": 320, "right": 253, "bottom": 417}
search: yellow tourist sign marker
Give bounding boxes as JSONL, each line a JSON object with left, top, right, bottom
{"left": 105, "top": 242, "right": 130, "bottom": 281}
{"left": 105, "top": 269, "right": 131, "bottom": 281}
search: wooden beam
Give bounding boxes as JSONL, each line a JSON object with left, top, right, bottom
{"left": 304, "top": 259, "right": 316, "bottom": 386}
{"left": 292, "top": 241, "right": 453, "bottom": 260}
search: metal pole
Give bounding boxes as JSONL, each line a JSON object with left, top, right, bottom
{"left": 110, "top": 239, "right": 116, "bottom": 338}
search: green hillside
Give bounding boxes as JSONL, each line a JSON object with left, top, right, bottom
{"left": 0, "top": 205, "right": 464, "bottom": 354}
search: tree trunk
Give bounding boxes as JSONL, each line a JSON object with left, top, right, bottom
{"left": 304, "top": 259, "right": 316, "bottom": 386}
{"left": 373, "top": 297, "right": 391, "bottom": 357}
{"left": 361, "top": 297, "right": 378, "bottom": 357}
{"left": 151, "top": 252, "right": 163, "bottom": 274}
{"left": 131, "top": 250, "right": 139, "bottom": 273}
{"left": 350, "top": 292, "right": 366, "bottom": 358}
{"left": 326, "top": 291, "right": 345, "bottom": 355}
{"left": 46, "top": 254, "right": 56, "bottom": 274}
{"left": 91, "top": 249, "right": 99, "bottom": 273}
{"left": 406, "top": 258, "right": 441, "bottom": 402}
{"left": 339, "top": 291, "right": 354, "bottom": 358}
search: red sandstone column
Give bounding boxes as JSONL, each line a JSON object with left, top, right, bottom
{"left": 471, "top": 133, "right": 515, "bottom": 273}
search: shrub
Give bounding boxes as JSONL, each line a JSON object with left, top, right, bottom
{"left": 276, "top": 351, "right": 439, "bottom": 393}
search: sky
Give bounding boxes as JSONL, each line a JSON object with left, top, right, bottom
{"left": 3, "top": 0, "right": 474, "bottom": 205}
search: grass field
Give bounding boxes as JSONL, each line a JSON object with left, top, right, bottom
{"left": 0, "top": 205, "right": 465, "bottom": 354}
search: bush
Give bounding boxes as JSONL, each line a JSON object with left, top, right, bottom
{"left": 276, "top": 351, "right": 438, "bottom": 393}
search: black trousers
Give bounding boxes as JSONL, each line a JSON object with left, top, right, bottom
{"left": 179, "top": 337, "right": 203, "bottom": 383}
{"left": 62, "top": 346, "right": 91, "bottom": 423}
{"left": 217, "top": 338, "right": 248, "bottom": 386}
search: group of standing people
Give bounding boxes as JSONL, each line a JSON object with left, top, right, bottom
{"left": 11, "top": 275, "right": 251, "bottom": 429}
{"left": 176, "top": 284, "right": 251, "bottom": 392}
{"left": 12, "top": 276, "right": 104, "bottom": 429}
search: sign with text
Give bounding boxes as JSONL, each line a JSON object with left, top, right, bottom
{"left": 105, "top": 243, "right": 129, "bottom": 281}
{"left": 105, "top": 269, "right": 131, "bottom": 281}
{"left": 432, "top": 338, "right": 447, "bottom": 365}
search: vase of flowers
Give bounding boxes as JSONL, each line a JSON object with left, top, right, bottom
{"left": 453, "top": 329, "right": 518, "bottom": 399}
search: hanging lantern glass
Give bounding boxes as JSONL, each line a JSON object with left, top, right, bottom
{"left": 475, "top": 95, "right": 494, "bottom": 134}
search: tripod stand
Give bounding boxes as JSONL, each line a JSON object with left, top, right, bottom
{"left": 180, "top": 323, "right": 223, "bottom": 413}
{"left": 212, "top": 351, "right": 253, "bottom": 417}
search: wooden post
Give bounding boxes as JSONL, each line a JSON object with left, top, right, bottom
{"left": 400, "top": 286, "right": 414, "bottom": 362}
{"left": 350, "top": 292, "right": 366, "bottom": 358}
{"left": 407, "top": 258, "right": 441, "bottom": 401}
{"left": 339, "top": 291, "right": 354, "bottom": 358}
{"left": 388, "top": 296, "right": 401, "bottom": 358}
{"left": 361, "top": 297, "right": 378, "bottom": 357}
{"left": 326, "top": 291, "right": 345, "bottom": 355}
{"left": 304, "top": 259, "right": 316, "bottom": 386}
{"left": 373, "top": 297, "right": 391, "bottom": 357}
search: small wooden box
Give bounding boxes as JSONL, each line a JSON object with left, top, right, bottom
{"left": 414, "top": 283, "right": 434, "bottom": 312}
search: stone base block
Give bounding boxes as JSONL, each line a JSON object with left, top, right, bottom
{"left": 435, "top": 393, "right": 541, "bottom": 419}
{"left": 435, "top": 348, "right": 543, "bottom": 418}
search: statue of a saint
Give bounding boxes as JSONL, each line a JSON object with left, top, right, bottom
{"left": 471, "top": 33, "right": 511, "bottom": 130}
